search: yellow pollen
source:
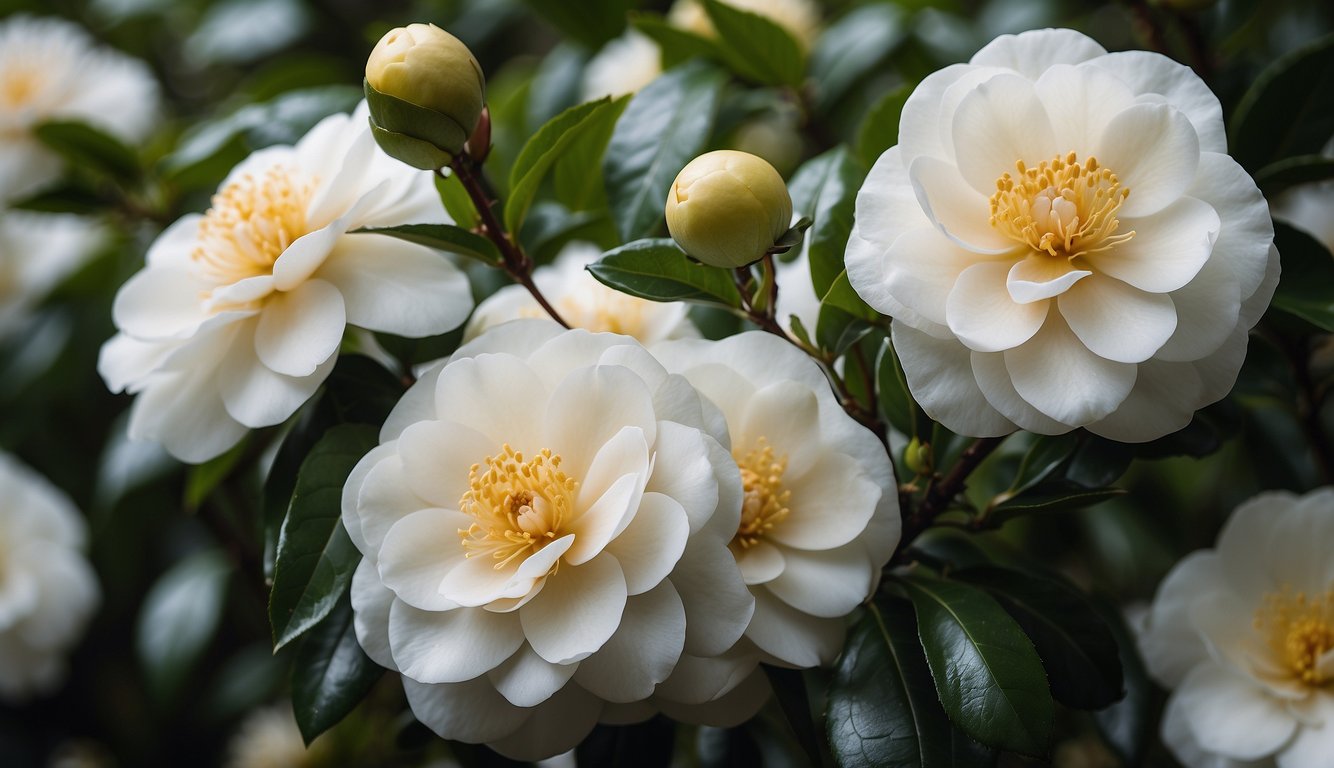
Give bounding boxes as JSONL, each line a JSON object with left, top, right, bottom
{"left": 989, "top": 152, "right": 1134, "bottom": 259}
{"left": 731, "top": 438, "right": 791, "bottom": 551}
{"left": 458, "top": 444, "right": 577, "bottom": 571}
{"left": 1, "top": 69, "right": 40, "bottom": 108}
{"left": 1254, "top": 586, "right": 1334, "bottom": 686}
{"left": 192, "top": 164, "right": 314, "bottom": 287}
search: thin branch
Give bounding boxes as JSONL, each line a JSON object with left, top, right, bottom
{"left": 893, "top": 436, "right": 1006, "bottom": 563}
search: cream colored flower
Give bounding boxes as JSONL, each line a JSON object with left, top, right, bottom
{"left": 0, "top": 15, "right": 159, "bottom": 202}
{"left": 225, "top": 704, "right": 331, "bottom": 768}
{"left": 669, "top": 0, "right": 821, "bottom": 52}
{"left": 0, "top": 452, "right": 99, "bottom": 701}
{"left": 98, "top": 102, "right": 473, "bottom": 463}
{"left": 654, "top": 332, "right": 900, "bottom": 671}
{"left": 0, "top": 212, "right": 101, "bottom": 336}
{"left": 581, "top": 30, "right": 662, "bottom": 101}
{"left": 1138, "top": 488, "right": 1334, "bottom": 767}
{"left": 345, "top": 320, "right": 752, "bottom": 760}
{"left": 465, "top": 242, "right": 697, "bottom": 344}
{"left": 847, "top": 28, "right": 1279, "bottom": 442}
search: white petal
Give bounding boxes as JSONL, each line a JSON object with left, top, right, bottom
{"left": 388, "top": 602, "right": 524, "bottom": 683}
{"left": 897, "top": 64, "right": 977, "bottom": 165}
{"left": 254, "top": 278, "right": 345, "bottom": 377}
{"left": 487, "top": 682, "right": 603, "bottom": 762}
{"left": 970, "top": 350, "right": 1075, "bottom": 435}
{"left": 355, "top": 454, "right": 431, "bottom": 553}
{"left": 645, "top": 421, "right": 721, "bottom": 535}
{"left": 946, "top": 261, "right": 1050, "bottom": 352}
{"left": 1176, "top": 661, "right": 1296, "bottom": 760}
{"left": 848, "top": 146, "right": 933, "bottom": 252}
{"left": 520, "top": 555, "right": 627, "bottom": 664}
{"left": 1266, "top": 493, "right": 1334, "bottom": 596}
{"left": 126, "top": 361, "right": 248, "bottom": 464}
{"left": 1004, "top": 316, "right": 1137, "bottom": 426}
{"left": 218, "top": 324, "right": 335, "bottom": 427}
{"left": 1007, "top": 255, "right": 1092, "bottom": 304}
{"left": 395, "top": 419, "right": 495, "bottom": 509}
{"left": 1033, "top": 63, "right": 1136, "bottom": 151}
{"left": 432, "top": 353, "right": 548, "bottom": 448}
{"left": 111, "top": 266, "right": 212, "bottom": 340}
{"left": 1161, "top": 693, "right": 1256, "bottom": 768}
{"left": 654, "top": 649, "right": 759, "bottom": 706}
{"left": 381, "top": 360, "right": 444, "bottom": 442}
{"left": 1058, "top": 274, "right": 1177, "bottom": 363}
{"left": 1189, "top": 153, "right": 1275, "bottom": 302}
{"left": 737, "top": 380, "right": 822, "bottom": 478}
{"left": 1156, "top": 255, "right": 1241, "bottom": 362}
{"left": 1277, "top": 695, "right": 1334, "bottom": 768}
{"left": 567, "top": 472, "right": 642, "bottom": 567}
{"left": 969, "top": 29, "right": 1108, "bottom": 76}
{"left": 1094, "top": 102, "right": 1200, "bottom": 218}
{"left": 604, "top": 492, "right": 689, "bottom": 595}
{"left": 671, "top": 539, "right": 754, "bottom": 658}
{"left": 269, "top": 223, "right": 343, "bottom": 293}
{"left": 1088, "top": 51, "right": 1226, "bottom": 154}
{"left": 572, "top": 425, "right": 650, "bottom": 533}
{"left": 573, "top": 582, "right": 686, "bottom": 703}
{"left": 746, "top": 590, "right": 845, "bottom": 667}
{"left": 378, "top": 508, "right": 469, "bottom": 611}
{"left": 98, "top": 334, "right": 176, "bottom": 393}
{"left": 883, "top": 226, "right": 992, "bottom": 329}
{"left": 908, "top": 156, "right": 1015, "bottom": 253}
{"left": 891, "top": 323, "right": 1016, "bottom": 437}
{"left": 318, "top": 235, "right": 472, "bottom": 336}
{"left": 951, "top": 73, "right": 1059, "bottom": 196}
{"left": 735, "top": 541, "right": 785, "bottom": 585}
{"left": 1139, "top": 551, "right": 1223, "bottom": 688}
{"left": 1086, "top": 196, "right": 1219, "bottom": 294}
{"left": 657, "top": 668, "right": 772, "bottom": 728}
{"left": 1215, "top": 493, "right": 1293, "bottom": 601}
{"left": 438, "top": 536, "right": 569, "bottom": 609}
{"left": 543, "top": 364, "right": 658, "bottom": 481}
{"left": 767, "top": 544, "right": 874, "bottom": 619}
{"left": 776, "top": 451, "right": 881, "bottom": 551}
{"left": 1085, "top": 359, "right": 1202, "bottom": 443}
{"left": 402, "top": 675, "right": 530, "bottom": 743}
{"left": 350, "top": 559, "right": 395, "bottom": 668}
{"left": 486, "top": 643, "right": 578, "bottom": 707}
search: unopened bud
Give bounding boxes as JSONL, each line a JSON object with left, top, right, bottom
{"left": 364, "top": 23, "right": 485, "bottom": 169}
{"left": 665, "top": 150, "right": 793, "bottom": 269}
{"left": 903, "top": 437, "right": 932, "bottom": 476}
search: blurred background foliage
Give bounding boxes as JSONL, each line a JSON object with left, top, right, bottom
{"left": 0, "top": 0, "right": 1331, "bottom": 765}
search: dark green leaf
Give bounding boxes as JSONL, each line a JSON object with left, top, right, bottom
{"left": 787, "top": 147, "right": 866, "bottom": 297}
{"left": 820, "top": 270, "right": 878, "bottom": 321}
{"left": 1271, "top": 222, "right": 1334, "bottom": 331}
{"left": 1254, "top": 154, "right": 1334, "bottom": 192}
{"left": 988, "top": 481, "right": 1125, "bottom": 525}
{"left": 899, "top": 573, "right": 1054, "bottom": 756}
{"left": 876, "top": 337, "right": 922, "bottom": 438}
{"left": 528, "top": 43, "right": 590, "bottom": 131}
{"left": 1062, "top": 438, "right": 1133, "bottom": 489}
{"left": 436, "top": 171, "right": 479, "bottom": 228}
{"left": 588, "top": 238, "right": 742, "bottom": 307}
{"left": 604, "top": 60, "right": 727, "bottom": 243}
{"left": 701, "top": 0, "right": 805, "bottom": 87}
{"left": 809, "top": 4, "right": 908, "bottom": 111}
{"left": 506, "top": 97, "right": 626, "bottom": 234}
{"left": 630, "top": 14, "right": 725, "bottom": 69}
{"left": 291, "top": 591, "right": 384, "bottom": 744}
{"left": 513, "top": 0, "right": 633, "bottom": 49}
{"left": 354, "top": 223, "right": 501, "bottom": 265}
{"left": 34, "top": 120, "right": 141, "bottom": 181}
{"left": 1230, "top": 33, "right": 1334, "bottom": 170}
{"left": 137, "top": 550, "right": 231, "bottom": 700}
{"left": 856, "top": 86, "right": 910, "bottom": 167}
{"left": 7, "top": 181, "right": 105, "bottom": 214}
{"left": 1008, "top": 434, "right": 1081, "bottom": 495}
{"left": 519, "top": 203, "right": 609, "bottom": 262}
{"left": 321, "top": 355, "right": 405, "bottom": 427}
{"left": 762, "top": 666, "right": 824, "bottom": 766}
{"left": 828, "top": 600, "right": 995, "bottom": 768}
{"left": 269, "top": 424, "right": 379, "bottom": 650}
{"left": 816, "top": 304, "right": 874, "bottom": 356}
{"left": 954, "top": 567, "right": 1123, "bottom": 710}
{"left": 1091, "top": 597, "right": 1153, "bottom": 766}
{"left": 552, "top": 95, "right": 631, "bottom": 212}
{"left": 575, "top": 717, "right": 676, "bottom": 768}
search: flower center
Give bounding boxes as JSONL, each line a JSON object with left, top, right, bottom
{"left": 731, "top": 438, "right": 791, "bottom": 552}
{"left": 989, "top": 152, "right": 1134, "bottom": 259}
{"left": 458, "top": 444, "right": 577, "bottom": 571}
{"left": 1254, "top": 586, "right": 1334, "bottom": 686}
{"left": 0, "top": 68, "right": 41, "bottom": 109}
{"left": 192, "top": 164, "right": 314, "bottom": 286}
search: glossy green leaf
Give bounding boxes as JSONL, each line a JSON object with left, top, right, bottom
{"left": 701, "top": 0, "right": 805, "bottom": 87}
{"left": 553, "top": 95, "right": 631, "bottom": 212}
{"left": 435, "top": 171, "right": 479, "bottom": 228}
{"left": 876, "top": 337, "right": 922, "bottom": 438}
{"left": 1271, "top": 222, "right": 1334, "bottom": 331}
{"left": 856, "top": 85, "right": 910, "bottom": 167}
{"left": 1254, "top": 154, "right": 1334, "bottom": 192}
{"left": 820, "top": 270, "right": 878, "bottom": 321}
{"left": 955, "top": 567, "right": 1124, "bottom": 710}
{"left": 505, "top": 97, "right": 625, "bottom": 234}
{"left": 630, "top": 13, "right": 726, "bottom": 68}
{"left": 513, "top": 0, "right": 634, "bottom": 49}
{"left": 828, "top": 600, "right": 995, "bottom": 768}
{"left": 604, "top": 61, "right": 727, "bottom": 243}
{"left": 1007, "top": 434, "right": 1081, "bottom": 495}
{"left": 269, "top": 424, "right": 379, "bottom": 651}
{"left": 291, "top": 591, "right": 383, "bottom": 744}
{"left": 34, "top": 120, "right": 141, "bottom": 181}
{"left": 787, "top": 147, "right": 866, "bottom": 298}
{"left": 588, "top": 238, "right": 742, "bottom": 308}
{"left": 809, "top": 4, "right": 908, "bottom": 110}
{"left": 1231, "top": 33, "right": 1334, "bottom": 170}
{"left": 762, "top": 666, "right": 824, "bottom": 766}
{"left": 988, "top": 481, "right": 1125, "bottom": 525}
{"left": 8, "top": 180, "right": 105, "bottom": 214}
{"left": 899, "top": 573, "right": 1054, "bottom": 756}
{"left": 137, "top": 550, "right": 231, "bottom": 699}
{"left": 1092, "top": 596, "right": 1153, "bottom": 766}
{"left": 353, "top": 223, "right": 501, "bottom": 265}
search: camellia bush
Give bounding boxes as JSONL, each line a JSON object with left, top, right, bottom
{"left": 1, "top": 0, "right": 1333, "bottom": 766}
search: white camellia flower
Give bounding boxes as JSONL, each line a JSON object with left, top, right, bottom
{"left": 654, "top": 332, "right": 900, "bottom": 672}
{"left": 98, "top": 102, "right": 473, "bottom": 463}
{"left": 847, "top": 28, "right": 1280, "bottom": 442}
{"left": 1138, "top": 488, "right": 1334, "bottom": 767}
{"left": 0, "top": 15, "right": 160, "bottom": 202}
{"left": 465, "top": 242, "right": 697, "bottom": 344}
{"left": 225, "top": 704, "right": 330, "bottom": 768}
{"left": 581, "top": 30, "right": 662, "bottom": 102}
{"left": 0, "top": 452, "right": 99, "bottom": 700}
{"left": 344, "top": 320, "right": 753, "bottom": 761}
{"left": 0, "top": 212, "right": 102, "bottom": 336}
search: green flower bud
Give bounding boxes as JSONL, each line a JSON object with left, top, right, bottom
{"left": 364, "top": 23, "right": 485, "bottom": 169}
{"left": 665, "top": 150, "right": 793, "bottom": 269}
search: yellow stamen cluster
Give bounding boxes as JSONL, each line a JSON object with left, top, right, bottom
{"left": 458, "top": 444, "right": 577, "bottom": 571}
{"left": 193, "top": 165, "right": 313, "bottom": 286}
{"left": 0, "top": 68, "right": 39, "bottom": 109}
{"left": 1254, "top": 586, "right": 1334, "bottom": 686}
{"left": 731, "top": 438, "right": 791, "bottom": 551}
{"left": 990, "top": 152, "right": 1134, "bottom": 259}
